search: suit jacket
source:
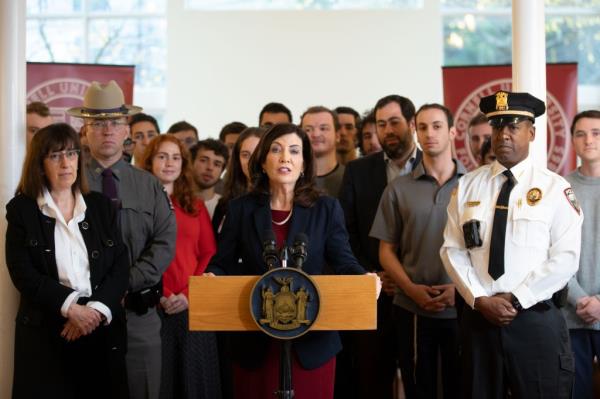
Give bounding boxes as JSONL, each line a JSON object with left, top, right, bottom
{"left": 5, "top": 192, "right": 129, "bottom": 398}
{"left": 208, "top": 193, "right": 365, "bottom": 369}
{"left": 339, "top": 150, "right": 422, "bottom": 272}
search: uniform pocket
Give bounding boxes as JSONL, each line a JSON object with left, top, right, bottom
{"left": 511, "top": 205, "right": 550, "bottom": 248}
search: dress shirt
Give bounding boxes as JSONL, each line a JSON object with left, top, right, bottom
{"left": 440, "top": 156, "right": 583, "bottom": 309}
{"left": 38, "top": 189, "right": 112, "bottom": 322}
{"left": 384, "top": 145, "right": 418, "bottom": 183}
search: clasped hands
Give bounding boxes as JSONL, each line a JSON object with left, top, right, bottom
{"left": 160, "top": 293, "right": 189, "bottom": 315}
{"left": 61, "top": 304, "right": 104, "bottom": 342}
{"left": 474, "top": 293, "right": 517, "bottom": 327}
{"left": 576, "top": 295, "right": 600, "bottom": 325}
{"left": 405, "top": 283, "right": 455, "bottom": 312}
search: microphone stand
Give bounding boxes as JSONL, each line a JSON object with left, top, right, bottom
{"left": 276, "top": 246, "right": 294, "bottom": 398}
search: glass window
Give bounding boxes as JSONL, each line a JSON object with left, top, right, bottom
{"left": 26, "top": 18, "right": 85, "bottom": 62}
{"left": 185, "top": 0, "right": 423, "bottom": 11}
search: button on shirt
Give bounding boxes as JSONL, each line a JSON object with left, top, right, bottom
{"left": 440, "top": 157, "right": 583, "bottom": 309}
{"left": 37, "top": 189, "right": 112, "bottom": 322}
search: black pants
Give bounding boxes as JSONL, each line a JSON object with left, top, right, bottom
{"left": 334, "top": 293, "right": 398, "bottom": 399}
{"left": 460, "top": 301, "right": 574, "bottom": 399}
{"left": 394, "top": 306, "right": 460, "bottom": 399}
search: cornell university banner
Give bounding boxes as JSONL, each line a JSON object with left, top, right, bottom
{"left": 442, "top": 63, "right": 578, "bottom": 176}
{"left": 27, "top": 62, "right": 135, "bottom": 131}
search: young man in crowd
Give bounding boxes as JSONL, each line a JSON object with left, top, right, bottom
{"left": 259, "top": 102, "right": 292, "bottom": 127}
{"left": 563, "top": 110, "right": 600, "bottom": 399}
{"left": 467, "top": 112, "right": 492, "bottom": 166}
{"left": 357, "top": 109, "right": 382, "bottom": 156}
{"left": 190, "top": 139, "right": 229, "bottom": 219}
{"left": 219, "top": 121, "right": 247, "bottom": 157}
{"left": 371, "top": 103, "right": 464, "bottom": 399}
{"left": 26, "top": 101, "right": 53, "bottom": 146}
{"left": 334, "top": 106, "right": 360, "bottom": 165}
{"left": 130, "top": 112, "right": 160, "bottom": 168}
{"left": 68, "top": 81, "right": 176, "bottom": 399}
{"left": 167, "top": 120, "right": 198, "bottom": 149}
{"left": 300, "top": 106, "right": 344, "bottom": 197}
{"left": 338, "top": 95, "right": 420, "bottom": 399}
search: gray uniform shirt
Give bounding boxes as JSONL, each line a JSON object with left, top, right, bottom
{"left": 370, "top": 159, "right": 466, "bottom": 319}
{"left": 86, "top": 158, "right": 177, "bottom": 292}
{"left": 564, "top": 168, "right": 600, "bottom": 330}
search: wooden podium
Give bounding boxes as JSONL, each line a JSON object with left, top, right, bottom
{"left": 188, "top": 275, "right": 377, "bottom": 332}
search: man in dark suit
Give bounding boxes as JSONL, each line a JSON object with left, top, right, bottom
{"left": 337, "top": 94, "right": 421, "bottom": 399}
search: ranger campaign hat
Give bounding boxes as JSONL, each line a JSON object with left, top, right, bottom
{"left": 479, "top": 91, "right": 545, "bottom": 127}
{"left": 67, "top": 80, "right": 142, "bottom": 119}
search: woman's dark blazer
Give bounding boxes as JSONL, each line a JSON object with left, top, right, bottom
{"left": 5, "top": 191, "right": 129, "bottom": 398}
{"left": 207, "top": 192, "right": 365, "bottom": 370}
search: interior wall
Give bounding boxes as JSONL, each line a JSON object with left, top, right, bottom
{"left": 166, "top": 0, "right": 443, "bottom": 137}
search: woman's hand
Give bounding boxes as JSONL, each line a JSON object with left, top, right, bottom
{"left": 203, "top": 272, "right": 215, "bottom": 277}
{"left": 61, "top": 320, "right": 83, "bottom": 342}
{"left": 162, "top": 293, "right": 189, "bottom": 315}
{"left": 66, "top": 304, "right": 102, "bottom": 335}
{"left": 366, "top": 272, "right": 382, "bottom": 300}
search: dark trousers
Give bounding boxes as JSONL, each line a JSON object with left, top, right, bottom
{"left": 394, "top": 306, "right": 459, "bottom": 399}
{"left": 159, "top": 310, "right": 221, "bottom": 399}
{"left": 334, "top": 293, "right": 397, "bottom": 399}
{"left": 460, "top": 301, "right": 574, "bottom": 399}
{"left": 570, "top": 329, "right": 600, "bottom": 399}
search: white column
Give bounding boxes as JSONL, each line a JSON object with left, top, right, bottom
{"left": 0, "top": 0, "right": 26, "bottom": 396}
{"left": 512, "top": 0, "right": 547, "bottom": 166}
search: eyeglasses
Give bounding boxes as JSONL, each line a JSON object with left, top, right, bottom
{"left": 86, "top": 120, "right": 128, "bottom": 132}
{"left": 46, "top": 149, "right": 80, "bottom": 163}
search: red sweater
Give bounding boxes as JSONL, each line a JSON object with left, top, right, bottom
{"left": 163, "top": 198, "right": 216, "bottom": 298}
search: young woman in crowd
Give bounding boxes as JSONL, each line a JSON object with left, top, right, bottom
{"left": 212, "top": 126, "right": 267, "bottom": 234}
{"left": 142, "top": 134, "right": 221, "bottom": 399}
{"left": 5, "top": 123, "right": 129, "bottom": 398}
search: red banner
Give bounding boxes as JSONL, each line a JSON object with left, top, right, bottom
{"left": 442, "top": 63, "right": 577, "bottom": 176}
{"left": 27, "top": 62, "right": 135, "bottom": 131}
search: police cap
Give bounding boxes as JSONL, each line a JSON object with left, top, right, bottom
{"left": 479, "top": 91, "right": 545, "bottom": 127}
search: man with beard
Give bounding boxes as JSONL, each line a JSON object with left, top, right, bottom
{"left": 190, "top": 139, "right": 229, "bottom": 219}
{"left": 337, "top": 95, "right": 421, "bottom": 399}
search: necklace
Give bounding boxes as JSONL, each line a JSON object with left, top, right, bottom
{"left": 272, "top": 208, "right": 293, "bottom": 226}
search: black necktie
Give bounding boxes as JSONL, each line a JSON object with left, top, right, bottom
{"left": 101, "top": 168, "right": 120, "bottom": 208}
{"left": 488, "top": 170, "right": 516, "bottom": 280}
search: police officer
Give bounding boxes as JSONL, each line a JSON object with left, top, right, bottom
{"left": 68, "top": 81, "right": 176, "bottom": 399}
{"left": 440, "top": 91, "right": 583, "bottom": 398}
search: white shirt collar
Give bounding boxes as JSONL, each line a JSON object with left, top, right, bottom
{"left": 37, "top": 188, "right": 87, "bottom": 225}
{"left": 490, "top": 155, "right": 532, "bottom": 183}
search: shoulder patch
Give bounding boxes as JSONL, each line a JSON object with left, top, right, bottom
{"left": 564, "top": 187, "right": 580, "bottom": 215}
{"left": 451, "top": 187, "right": 457, "bottom": 197}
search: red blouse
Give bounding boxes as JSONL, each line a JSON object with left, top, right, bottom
{"left": 162, "top": 198, "right": 216, "bottom": 298}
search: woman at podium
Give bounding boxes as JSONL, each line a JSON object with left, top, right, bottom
{"left": 207, "top": 123, "right": 366, "bottom": 399}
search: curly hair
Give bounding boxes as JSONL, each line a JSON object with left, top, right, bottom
{"left": 141, "top": 134, "right": 198, "bottom": 215}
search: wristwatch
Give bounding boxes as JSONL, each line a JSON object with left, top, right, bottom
{"left": 511, "top": 294, "right": 523, "bottom": 312}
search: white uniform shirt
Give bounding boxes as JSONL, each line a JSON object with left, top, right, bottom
{"left": 440, "top": 156, "right": 583, "bottom": 309}
{"left": 38, "top": 189, "right": 112, "bottom": 322}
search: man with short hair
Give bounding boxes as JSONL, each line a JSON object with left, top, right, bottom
{"left": 334, "top": 106, "right": 360, "bottom": 165}
{"left": 130, "top": 113, "right": 160, "bottom": 168}
{"left": 441, "top": 91, "right": 582, "bottom": 398}
{"left": 338, "top": 95, "right": 421, "bottom": 399}
{"left": 371, "top": 103, "right": 464, "bottom": 399}
{"left": 467, "top": 112, "right": 492, "bottom": 165}
{"left": 219, "top": 121, "right": 247, "bottom": 156}
{"left": 301, "top": 106, "right": 344, "bottom": 197}
{"left": 190, "top": 139, "right": 229, "bottom": 219}
{"left": 26, "top": 101, "right": 53, "bottom": 146}
{"left": 259, "top": 102, "right": 292, "bottom": 127}
{"left": 68, "top": 81, "right": 176, "bottom": 399}
{"left": 563, "top": 110, "right": 600, "bottom": 399}
{"left": 167, "top": 120, "right": 198, "bottom": 149}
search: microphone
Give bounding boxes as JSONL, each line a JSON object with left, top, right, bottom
{"left": 280, "top": 246, "right": 290, "bottom": 268}
{"left": 262, "top": 230, "right": 279, "bottom": 270}
{"left": 291, "top": 233, "right": 308, "bottom": 270}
